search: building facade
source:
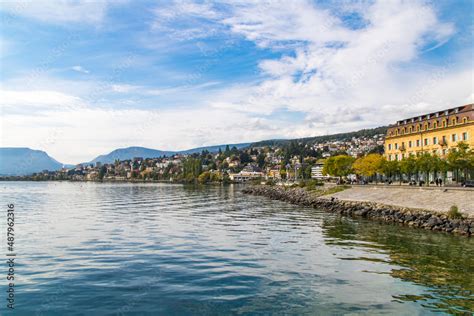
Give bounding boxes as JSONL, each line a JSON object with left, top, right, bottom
{"left": 311, "top": 159, "right": 327, "bottom": 179}
{"left": 229, "top": 171, "right": 264, "bottom": 182}
{"left": 385, "top": 104, "right": 473, "bottom": 161}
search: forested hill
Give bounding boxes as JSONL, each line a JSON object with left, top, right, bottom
{"left": 251, "top": 126, "right": 388, "bottom": 147}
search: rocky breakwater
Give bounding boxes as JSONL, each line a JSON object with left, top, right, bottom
{"left": 242, "top": 186, "right": 473, "bottom": 236}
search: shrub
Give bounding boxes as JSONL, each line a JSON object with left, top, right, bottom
{"left": 320, "top": 185, "right": 350, "bottom": 196}
{"left": 305, "top": 179, "right": 324, "bottom": 190}
{"left": 447, "top": 205, "right": 463, "bottom": 219}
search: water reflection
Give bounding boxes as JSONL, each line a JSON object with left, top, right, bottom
{"left": 322, "top": 216, "right": 474, "bottom": 314}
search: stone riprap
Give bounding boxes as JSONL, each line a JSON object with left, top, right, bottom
{"left": 242, "top": 186, "right": 473, "bottom": 236}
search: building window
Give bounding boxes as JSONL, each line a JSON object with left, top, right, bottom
{"left": 452, "top": 118, "right": 456, "bottom": 125}
{"left": 463, "top": 117, "right": 468, "bottom": 124}
{"left": 424, "top": 138, "right": 429, "bottom": 146}
{"left": 416, "top": 139, "right": 420, "bottom": 147}
{"left": 408, "top": 141, "right": 412, "bottom": 148}
{"left": 442, "top": 135, "right": 447, "bottom": 144}
{"left": 388, "top": 144, "right": 392, "bottom": 150}
{"left": 462, "top": 132, "right": 468, "bottom": 141}
{"left": 442, "top": 120, "right": 447, "bottom": 127}
{"left": 395, "top": 143, "right": 398, "bottom": 150}
{"left": 452, "top": 134, "right": 457, "bottom": 142}
{"left": 434, "top": 122, "right": 438, "bottom": 128}
{"left": 433, "top": 137, "right": 438, "bottom": 145}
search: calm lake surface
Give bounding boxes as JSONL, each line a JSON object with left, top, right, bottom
{"left": 0, "top": 182, "right": 473, "bottom": 315}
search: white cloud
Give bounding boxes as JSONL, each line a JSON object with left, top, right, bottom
{"left": 0, "top": 89, "right": 85, "bottom": 110}
{"left": 1, "top": 0, "right": 472, "bottom": 164}
{"left": 0, "top": 96, "right": 300, "bottom": 163}
{"left": 71, "top": 65, "right": 90, "bottom": 74}
{"left": 0, "top": 0, "right": 124, "bottom": 25}
{"left": 110, "top": 84, "right": 140, "bottom": 93}
{"left": 152, "top": 0, "right": 470, "bottom": 125}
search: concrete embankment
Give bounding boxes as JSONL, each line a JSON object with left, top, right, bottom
{"left": 329, "top": 185, "right": 474, "bottom": 216}
{"left": 242, "top": 186, "right": 473, "bottom": 236}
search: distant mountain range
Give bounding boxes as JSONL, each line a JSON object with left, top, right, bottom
{"left": 0, "top": 126, "right": 387, "bottom": 175}
{"left": 87, "top": 143, "right": 250, "bottom": 164}
{"left": 0, "top": 143, "right": 250, "bottom": 175}
{"left": 88, "top": 147, "right": 176, "bottom": 165}
{"left": 0, "top": 148, "right": 65, "bottom": 176}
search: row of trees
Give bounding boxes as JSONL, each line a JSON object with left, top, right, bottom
{"left": 323, "top": 142, "right": 474, "bottom": 185}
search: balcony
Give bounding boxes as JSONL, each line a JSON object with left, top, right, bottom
{"left": 439, "top": 140, "right": 448, "bottom": 147}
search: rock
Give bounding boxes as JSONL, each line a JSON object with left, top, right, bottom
{"left": 426, "top": 217, "right": 441, "bottom": 227}
{"left": 242, "top": 185, "right": 471, "bottom": 237}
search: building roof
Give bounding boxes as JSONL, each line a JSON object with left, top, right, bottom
{"left": 391, "top": 104, "right": 473, "bottom": 127}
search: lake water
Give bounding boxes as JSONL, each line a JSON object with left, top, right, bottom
{"left": 0, "top": 182, "right": 473, "bottom": 315}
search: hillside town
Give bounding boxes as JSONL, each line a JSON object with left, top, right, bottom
{"left": 1, "top": 133, "right": 385, "bottom": 183}
{"left": 2, "top": 104, "right": 473, "bottom": 186}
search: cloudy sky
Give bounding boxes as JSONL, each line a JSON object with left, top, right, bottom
{"left": 1, "top": 0, "right": 472, "bottom": 163}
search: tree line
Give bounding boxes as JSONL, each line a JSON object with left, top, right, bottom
{"left": 323, "top": 142, "right": 474, "bottom": 185}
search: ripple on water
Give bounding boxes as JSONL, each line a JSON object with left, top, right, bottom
{"left": 0, "top": 182, "right": 472, "bottom": 314}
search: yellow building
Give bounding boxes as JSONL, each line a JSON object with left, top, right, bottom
{"left": 385, "top": 104, "right": 473, "bottom": 161}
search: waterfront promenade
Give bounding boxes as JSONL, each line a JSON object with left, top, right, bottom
{"left": 327, "top": 186, "right": 474, "bottom": 217}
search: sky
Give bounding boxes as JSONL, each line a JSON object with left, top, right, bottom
{"left": 0, "top": 0, "right": 473, "bottom": 164}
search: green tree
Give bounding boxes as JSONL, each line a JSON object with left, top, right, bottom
{"left": 198, "top": 171, "right": 211, "bottom": 184}
{"left": 98, "top": 166, "right": 107, "bottom": 180}
{"left": 323, "top": 155, "right": 355, "bottom": 181}
{"left": 447, "top": 142, "right": 473, "bottom": 182}
{"left": 257, "top": 153, "right": 266, "bottom": 168}
{"left": 182, "top": 157, "right": 202, "bottom": 182}
{"left": 380, "top": 158, "right": 400, "bottom": 181}
{"left": 224, "top": 145, "right": 231, "bottom": 157}
{"left": 352, "top": 153, "right": 384, "bottom": 182}
{"left": 416, "top": 153, "right": 436, "bottom": 185}
{"left": 400, "top": 155, "right": 417, "bottom": 182}
{"left": 239, "top": 151, "right": 252, "bottom": 164}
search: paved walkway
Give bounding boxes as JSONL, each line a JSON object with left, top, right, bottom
{"left": 327, "top": 186, "right": 474, "bottom": 217}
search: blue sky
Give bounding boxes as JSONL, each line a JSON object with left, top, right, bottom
{"left": 1, "top": 0, "right": 473, "bottom": 163}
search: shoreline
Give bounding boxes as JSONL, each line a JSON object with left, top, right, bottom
{"left": 242, "top": 185, "right": 473, "bottom": 236}
{"left": 0, "top": 179, "right": 242, "bottom": 185}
